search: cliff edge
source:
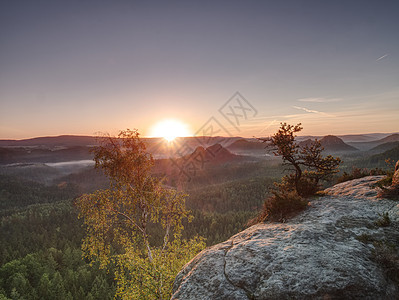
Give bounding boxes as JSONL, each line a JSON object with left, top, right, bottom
{"left": 172, "top": 176, "right": 399, "bottom": 299}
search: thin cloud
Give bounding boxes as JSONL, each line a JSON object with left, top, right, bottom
{"left": 293, "top": 106, "right": 334, "bottom": 117}
{"left": 297, "top": 97, "right": 342, "bottom": 103}
{"left": 376, "top": 54, "right": 388, "bottom": 61}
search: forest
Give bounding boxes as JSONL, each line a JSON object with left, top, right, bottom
{"left": 0, "top": 139, "right": 398, "bottom": 299}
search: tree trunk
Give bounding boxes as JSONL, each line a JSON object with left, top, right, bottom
{"left": 294, "top": 163, "right": 302, "bottom": 196}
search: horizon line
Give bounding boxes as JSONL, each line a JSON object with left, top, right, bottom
{"left": 1, "top": 132, "right": 398, "bottom": 141}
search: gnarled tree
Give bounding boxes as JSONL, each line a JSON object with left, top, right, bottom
{"left": 251, "top": 123, "right": 341, "bottom": 223}
{"left": 260, "top": 123, "right": 341, "bottom": 197}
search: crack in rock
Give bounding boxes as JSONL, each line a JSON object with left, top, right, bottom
{"left": 222, "top": 240, "right": 255, "bottom": 299}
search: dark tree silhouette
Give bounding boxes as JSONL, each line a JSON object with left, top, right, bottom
{"left": 260, "top": 123, "right": 341, "bottom": 196}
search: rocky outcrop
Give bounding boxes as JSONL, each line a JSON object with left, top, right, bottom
{"left": 172, "top": 176, "right": 399, "bottom": 299}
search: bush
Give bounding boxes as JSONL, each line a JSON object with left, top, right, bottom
{"left": 377, "top": 186, "right": 399, "bottom": 200}
{"left": 336, "top": 167, "right": 386, "bottom": 184}
{"left": 248, "top": 187, "right": 308, "bottom": 224}
{"left": 375, "top": 161, "right": 399, "bottom": 200}
{"left": 374, "top": 170, "right": 395, "bottom": 188}
{"left": 280, "top": 173, "right": 320, "bottom": 198}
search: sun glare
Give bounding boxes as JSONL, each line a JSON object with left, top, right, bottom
{"left": 150, "top": 119, "right": 191, "bottom": 142}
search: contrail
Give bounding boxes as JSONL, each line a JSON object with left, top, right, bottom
{"left": 292, "top": 106, "right": 334, "bottom": 117}
{"left": 376, "top": 54, "right": 388, "bottom": 61}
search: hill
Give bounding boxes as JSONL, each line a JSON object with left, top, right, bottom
{"left": 0, "top": 146, "right": 92, "bottom": 164}
{"left": 355, "top": 145, "right": 399, "bottom": 168}
{"left": 227, "top": 139, "right": 265, "bottom": 151}
{"left": 369, "top": 141, "right": 399, "bottom": 153}
{"left": 348, "top": 134, "right": 399, "bottom": 151}
{"left": 378, "top": 133, "right": 399, "bottom": 143}
{"left": 182, "top": 144, "right": 243, "bottom": 165}
{"left": 299, "top": 135, "right": 358, "bottom": 153}
{"left": 319, "top": 135, "right": 358, "bottom": 152}
{"left": 0, "top": 135, "right": 97, "bottom": 147}
{"left": 337, "top": 133, "right": 393, "bottom": 142}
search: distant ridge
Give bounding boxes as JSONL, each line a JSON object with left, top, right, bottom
{"left": 348, "top": 134, "right": 399, "bottom": 151}
{"left": 227, "top": 139, "right": 265, "bottom": 151}
{"left": 1, "top": 133, "right": 397, "bottom": 151}
{"left": 376, "top": 133, "right": 399, "bottom": 143}
{"left": 369, "top": 141, "right": 399, "bottom": 153}
{"left": 0, "top": 146, "right": 93, "bottom": 164}
{"left": 0, "top": 135, "right": 97, "bottom": 147}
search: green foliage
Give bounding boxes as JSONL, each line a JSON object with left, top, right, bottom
{"left": 186, "top": 176, "right": 273, "bottom": 213}
{"left": 0, "top": 201, "right": 83, "bottom": 265}
{"left": 0, "top": 248, "right": 115, "bottom": 300}
{"left": 0, "top": 166, "right": 269, "bottom": 298}
{"left": 0, "top": 175, "right": 78, "bottom": 212}
{"left": 76, "top": 129, "right": 205, "bottom": 299}
{"left": 183, "top": 210, "right": 256, "bottom": 246}
{"left": 354, "top": 146, "right": 399, "bottom": 169}
{"left": 113, "top": 236, "right": 204, "bottom": 299}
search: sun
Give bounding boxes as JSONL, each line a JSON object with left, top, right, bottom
{"left": 149, "top": 119, "right": 192, "bottom": 142}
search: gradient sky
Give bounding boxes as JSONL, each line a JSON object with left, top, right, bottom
{"left": 1, "top": 0, "right": 398, "bottom": 139}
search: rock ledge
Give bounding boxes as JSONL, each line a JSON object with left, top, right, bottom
{"left": 172, "top": 176, "right": 399, "bottom": 299}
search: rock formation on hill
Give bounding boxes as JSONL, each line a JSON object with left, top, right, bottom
{"left": 299, "top": 135, "right": 358, "bottom": 153}
{"left": 182, "top": 144, "right": 244, "bottom": 165}
{"left": 172, "top": 176, "right": 399, "bottom": 299}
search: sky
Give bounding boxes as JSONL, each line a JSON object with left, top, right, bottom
{"left": 1, "top": 0, "right": 398, "bottom": 139}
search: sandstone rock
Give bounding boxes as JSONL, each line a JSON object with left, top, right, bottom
{"left": 172, "top": 176, "right": 399, "bottom": 299}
